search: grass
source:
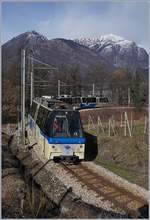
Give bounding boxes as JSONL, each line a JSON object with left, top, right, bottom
{"left": 84, "top": 123, "right": 148, "bottom": 189}
{"left": 83, "top": 123, "right": 147, "bottom": 137}
{"left": 95, "top": 158, "right": 148, "bottom": 189}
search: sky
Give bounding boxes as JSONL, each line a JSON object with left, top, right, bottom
{"left": 2, "top": 1, "right": 149, "bottom": 50}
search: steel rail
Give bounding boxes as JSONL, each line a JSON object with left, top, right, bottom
{"left": 60, "top": 162, "right": 147, "bottom": 218}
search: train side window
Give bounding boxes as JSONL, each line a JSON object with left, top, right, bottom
{"left": 91, "top": 98, "right": 96, "bottom": 103}
{"left": 41, "top": 108, "right": 49, "bottom": 131}
{"left": 36, "top": 106, "right": 49, "bottom": 131}
{"left": 36, "top": 106, "right": 42, "bottom": 129}
{"left": 44, "top": 112, "right": 54, "bottom": 136}
{"left": 82, "top": 98, "right": 86, "bottom": 103}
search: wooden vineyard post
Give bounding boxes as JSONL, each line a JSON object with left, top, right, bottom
{"left": 112, "top": 115, "right": 115, "bottom": 128}
{"left": 130, "top": 111, "right": 133, "bottom": 131}
{"left": 120, "top": 113, "right": 124, "bottom": 127}
{"left": 124, "top": 112, "right": 132, "bottom": 137}
{"left": 97, "top": 116, "right": 104, "bottom": 134}
{"left": 108, "top": 116, "right": 116, "bottom": 137}
{"left": 88, "top": 115, "right": 96, "bottom": 130}
{"left": 108, "top": 119, "right": 111, "bottom": 136}
{"left": 124, "top": 117, "right": 127, "bottom": 136}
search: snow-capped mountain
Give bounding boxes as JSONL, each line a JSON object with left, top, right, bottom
{"left": 2, "top": 31, "right": 148, "bottom": 83}
{"left": 75, "top": 34, "right": 148, "bottom": 72}
{"left": 2, "top": 31, "right": 110, "bottom": 79}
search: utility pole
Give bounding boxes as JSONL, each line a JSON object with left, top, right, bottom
{"left": 21, "top": 49, "right": 26, "bottom": 145}
{"left": 30, "top": 56, "right": 34, "bottom": 106}
{"left": 58, "top": 80, "right": 60, "bottom": 97}
{"left": 92, "top": 83, "right": 95, "bottom": 96}
{"left": 128, "top": 87, "right": 131, "bottom": 107}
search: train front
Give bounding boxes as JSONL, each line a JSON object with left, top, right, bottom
{"left": 48, "top": 110, "right": 85, "bottom": 162}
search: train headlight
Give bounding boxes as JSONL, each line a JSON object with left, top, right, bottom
{"left": 80, "top": 145, "right": 83, "bottom": 148}
{"left": 52, "top": 146, "right": 55, "bottom": 148}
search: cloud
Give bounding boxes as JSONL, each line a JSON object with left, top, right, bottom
{"left": 36, "top": 2, "right": 148, "bottom": 49}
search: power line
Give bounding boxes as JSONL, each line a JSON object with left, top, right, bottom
{"left": 26, "top": 84, "right": 56, "bottom": 87}
{"left": 34, "top": 80, "right": 55, "bottom": 83}
{"left": 34, "top": 67, "right": 55, "bottom": 70}
{"left": 27, "top": 56, "right": 58, "bottom": 70}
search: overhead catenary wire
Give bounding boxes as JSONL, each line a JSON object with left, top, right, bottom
{"left": 26, "top": 84, "right": 56, "bottom": 87}
{"left": 27, "top": 56, "right": 58, "bottom": 70}
{"left": 26, "top": 53, "right": 147, "bottom": 103}
{"left": 30, "top": 82, "right": 146, "bottom": 88}
{"left": 57, "top": 80, "right": 148, "bottom": 87}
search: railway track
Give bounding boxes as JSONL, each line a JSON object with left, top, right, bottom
{"left": 60, "top": 162, "right": 148, "bottom": 218}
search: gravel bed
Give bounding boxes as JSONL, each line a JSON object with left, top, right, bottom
{"left": 2, "top": 173, "right": 26, "bottom": 218}
{"left": 28, "top": 133, "right": 148, "bottom": 215}
{"left": 30, "top": 142, "right": 125, "bottom": 215}
{"left": 82, "top": 162, "right": 148, "bottom": 203}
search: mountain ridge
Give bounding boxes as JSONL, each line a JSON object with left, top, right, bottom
{"left": 2, "top": 31, "right": 148, "bottom": 80}
{"left": 2, "top": 31, "right": 112, "bottom": 81}
{"left": 74, "top": 34, "right": 148, "bottom": 72}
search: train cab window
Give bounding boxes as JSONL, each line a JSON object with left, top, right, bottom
{"left": 44, "top": 111, "right": 83, "bottom": 138}
{"left": 69, "top": 112, "right": 83, "bottom": 137}
{"left": 52, "top": 115, "right": 69, "bottom": 137}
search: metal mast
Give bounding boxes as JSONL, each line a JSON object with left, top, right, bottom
{"left": 92, "top": 83, "right": 95, "bottom": 96}
{"left": 30, "top": 56, "right": 34, "bottom": 106}
{"left": 58, "top": 80, "right": 60, "bottom": 97}
{"left": 21, "top": 49, "right": 26, "bottom": 145}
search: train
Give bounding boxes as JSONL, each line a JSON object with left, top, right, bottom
{"left": 27, "top": 100, "right": 86, "bottom": 162}
{"left": 57, "top": 95, "right": 110, "bottom": 109}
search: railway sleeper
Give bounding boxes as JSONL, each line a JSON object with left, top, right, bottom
{"left": 85, "top": 173, "right": 146, "bottom": 206}
{"left": 76, "top": 179, "right": 143, "bottom": 217}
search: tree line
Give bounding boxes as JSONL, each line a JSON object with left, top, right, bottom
{"left": 2, "top": 62, "right": 148, "bottom": 123}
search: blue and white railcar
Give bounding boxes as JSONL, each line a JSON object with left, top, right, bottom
{"left": 28, "top": 101, "right": 85, "bottom": 162}
{"left": 80, "top": 97, "right": 96, "bottom": 109}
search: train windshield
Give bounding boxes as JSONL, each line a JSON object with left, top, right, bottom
{"left": 50, "top": 111, "right": 83, "bottom": 138}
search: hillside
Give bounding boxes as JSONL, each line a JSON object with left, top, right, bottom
{"left": 2, "top": 31, "right": 110, "bottom": 80}
{"left": 75, "top": 34, "right": 148, "bottom": 73}
{"left": 2, "top": 31, "right": 149, "bottom": 122}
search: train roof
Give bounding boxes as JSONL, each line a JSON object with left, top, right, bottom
{"left": 47, "top": 99, "right": 63, "bottom": 103}
{"left": 32, "top": 100, "right": 76, "bottom": 112}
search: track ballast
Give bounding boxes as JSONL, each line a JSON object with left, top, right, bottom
{"left": 60, "top": 162, "right": 148, "bottom": 218}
